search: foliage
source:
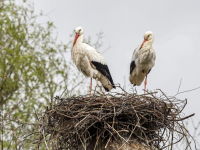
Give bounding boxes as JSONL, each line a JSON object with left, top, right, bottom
{"left": 0, "top": 0, "right": 85, "bottom": 149}
{"left": 0, "top": 0, "right": 105, "bottom": 148}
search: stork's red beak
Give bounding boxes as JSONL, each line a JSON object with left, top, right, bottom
{"left": 73, "top": 33, "right": 79, "bottom": 46}
{"left": 140, "top": 39, "right": 148, "bottom": 49}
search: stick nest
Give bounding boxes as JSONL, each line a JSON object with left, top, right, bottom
{"left": 40, "top": 90, "right": 194, "bottom": 150}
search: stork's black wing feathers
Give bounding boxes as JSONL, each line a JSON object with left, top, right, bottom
{"left": 91, "top": 61, "right": 116, "bottom": 89}
{"left": 130, "top": 61, "right": 136, "bottom": 74}
{"left": 148, "top": 69, "right": 151, "bottom": 74}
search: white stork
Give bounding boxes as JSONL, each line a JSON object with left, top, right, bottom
{"left": 71, "top": 27, "right": 116, "bottom": 95}
{"left": 129, "top": 31, "right": 156, "bottom": 93}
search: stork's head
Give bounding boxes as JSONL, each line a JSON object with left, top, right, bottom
{"left": 144, "top": 31, "right": 154, "bottom": 41}
{"left": 73, "top": 27, "right": 84, "bottom": 46}
{"left": 140, "top": 31, "right": 154, "bottom": 49}
{"left": 75, "top": 26, "right": 84, "bottom": 36}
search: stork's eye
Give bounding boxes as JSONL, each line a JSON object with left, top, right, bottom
{"left": 79, "top": 29, "right": 81, "bottom": 32}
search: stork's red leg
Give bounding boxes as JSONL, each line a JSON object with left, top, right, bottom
{"left": 89, "top": 77, "right": 92, "bottom": 96}
{"left": 144, "top": 74, "right": 148, "bottom": 94}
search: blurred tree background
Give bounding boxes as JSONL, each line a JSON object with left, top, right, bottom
{"left": 0, "top": 0, "right": 95, "bottom": 149}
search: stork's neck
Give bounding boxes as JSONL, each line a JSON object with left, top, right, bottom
{"left": 149, "top": 39, "right": 154, "bottom": 45}
{"left": 75, "top": 34, "right": 84, "bottom": 46}
{"left": 144, "top": 39, "right": 154, "bottom": 48}
{"left": 71, "top": 34, "right": 84, "bottom": 53}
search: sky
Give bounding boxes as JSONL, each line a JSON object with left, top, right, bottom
{"left": 33, "top": 0, "right": 200, "bottom": 146}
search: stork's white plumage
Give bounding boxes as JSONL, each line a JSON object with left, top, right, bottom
{"left": 129, "top": 31, "right": 156, "bottom": 93}
{"left": 71, "top": 27, "right": 116, "bottom": 95}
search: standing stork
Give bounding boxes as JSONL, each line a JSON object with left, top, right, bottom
{"left": 129, "top": 31, "right": 156, "bottom": 93}
{"left": 71, "top": 27, "right": 116, "bottom": 95}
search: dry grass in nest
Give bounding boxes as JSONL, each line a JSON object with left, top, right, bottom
{"left": 37, "top": 89, "right": 195, "bottom": 150}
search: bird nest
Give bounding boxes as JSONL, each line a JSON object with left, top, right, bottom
{"left": 38, "top": 89, "right": 195, "bottom": 150}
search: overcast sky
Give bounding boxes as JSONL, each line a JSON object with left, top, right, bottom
{"left": 33, "top": 0, "right": 200, "bottom": 145}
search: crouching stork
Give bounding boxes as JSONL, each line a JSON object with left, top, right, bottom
{"left": 129, "top": 31, "right": 156, "bottom": 93}
{"left": 71, "top": 26, "right": 116, "bottom": 96}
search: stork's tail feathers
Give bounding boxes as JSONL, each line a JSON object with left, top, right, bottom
{"left": 129, "top": 71, "right": 145, "bottom": 86}
{"left": 103, "top": 84, "right": 115, "bottom": 92}
{"left": 99, "top": 75, "right": 115, "bottom": 92}
{"left": 103, "top": 86, "right": 109, "bottom": 92}
{"left": 103, "top": 84, "right": 116, "bottom": 92}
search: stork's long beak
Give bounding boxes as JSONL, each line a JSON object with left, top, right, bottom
{"left": 73, "top": 33, "right": 79, "bottom": 46}
{"left": 140, "top": 39, "right": 148, "bottom": 49}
